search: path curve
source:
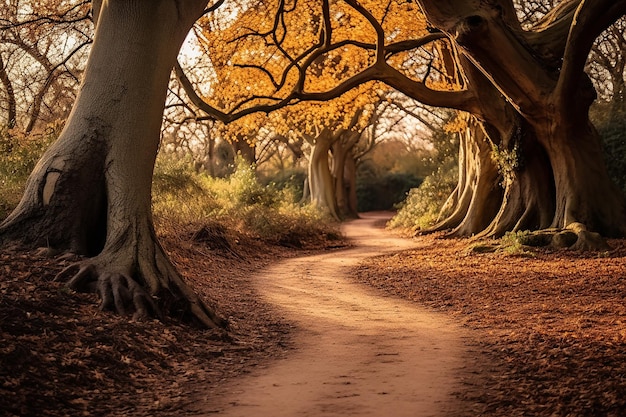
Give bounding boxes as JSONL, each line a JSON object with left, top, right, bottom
{"left": 211, "top": 212, "right": 471, "bottom": 416}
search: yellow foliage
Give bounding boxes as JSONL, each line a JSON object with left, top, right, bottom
{"left": 185, "top": 0, "right": 453, "bottom": 141}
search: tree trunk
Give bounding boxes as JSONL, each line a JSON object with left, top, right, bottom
{"left": 343, "top": 152, "right": 359, "bottom": 218}
{"left": 330, "top": 130, "right": 360, "bottom": 219}
{"left": 541, "top": 115, "right": 624, "bottom": 236}
{"left": 306, "top": 129, "right": 339, "bottom": 220}
{"left": 417, "top": 0, "right": 626, "bottom": 241}
{"left": 233, "top": 134, "right": 256, "bottom": 165}
{"left": 0, "top": 55, "right": 17, "bottom": 129}
{"left": 428, "top": 116, "right": 502, "bottom": 236}
{"left": 0, "top": 0, "right": 223, "bottom": 328}
{"left": 481, "top": 138, "right": 555, "bottom": 237}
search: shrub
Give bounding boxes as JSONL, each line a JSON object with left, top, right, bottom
{"left": 152, "top": 155, "right": 220, "bottom": 224}
{"left": 388, "top": 161, "right": 458, "bottom": 232}
{"left": 356, "top": 172, "right": 423, "bottom": 212}
{"left": 259, "top": 167, "right": 307, "bottom": 202}
{"left": 152, "top": 154, "right": 340, "bottom": 247}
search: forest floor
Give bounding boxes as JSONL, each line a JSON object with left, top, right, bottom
{"left": 1, "top": 212, "right": 626, "bottom": 416}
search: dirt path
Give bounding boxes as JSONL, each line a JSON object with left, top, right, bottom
{"left": 205, "top": 212, "right": 475, "bottom": 416}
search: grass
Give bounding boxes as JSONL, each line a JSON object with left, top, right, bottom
{"left": 152, "top": 154, "right": 341, "bottom": 247}
{"left": 499, "top": 230, "right": 536, "bottom": 256}
{"left": 0, "top": 129, "right": 341, "bottom": 248}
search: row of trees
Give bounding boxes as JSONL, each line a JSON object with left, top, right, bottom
{"left": 1, "top": 0, "right": 625, "bottom": 326}
{"left": 180, "top": 0, "right": 626, "bottom": 243}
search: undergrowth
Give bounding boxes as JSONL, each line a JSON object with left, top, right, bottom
{"left": 499, "top": 230, "right": 534, "bottom": 256}
{"left": 0, "top": 133, "right": 341, "bottom": 248}
{"left": 152, "top": 155, "right": 341, "bottom": 247}
{"left": 387, "top": 163, "right": 458, "bottom": 233}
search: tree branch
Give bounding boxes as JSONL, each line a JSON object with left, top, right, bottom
{"left": 556, "top": 0, "right": 626, "bottom": 105}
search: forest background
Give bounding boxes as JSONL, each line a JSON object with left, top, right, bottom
{"left": 1, "top": 0, "right": 625, "bottom": 240}
{"left": 2, "top": 0, "right": 626, "bottom": 415}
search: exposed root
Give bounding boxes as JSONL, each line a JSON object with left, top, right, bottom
{"left": 501, "top": 223, "right": 612, "bottom": 252}
{"left": 566, "top": 223, "right": 611, "bottom": 251}
{"left": 54, "top": 234, "right": 228, "bottom": 329}
{"left": 56, "top": 263, "right": 160, "bottom": 321}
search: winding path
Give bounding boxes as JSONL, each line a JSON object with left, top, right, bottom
{"left": 212, "top": 212, "right": 473, "bottom": 416}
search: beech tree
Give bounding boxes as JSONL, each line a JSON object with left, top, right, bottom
{"left": 179, "top": 0, "right": 626, "bottom": 248}
{"left": 300, "top": 105, "right": 365, "bottom": 220}
{"left": 414, "top": 0, "right": 626, "bottom": 247}
{"left": 0, "top": 0, "right": 225, "bottom": 328}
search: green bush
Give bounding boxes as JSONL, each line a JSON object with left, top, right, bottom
{"left": 259, "top": 167, "right": 307, "bottom": 202}
{"left": 153, "top": 154, "right": 340, "bottom": 246}
{"left": 598, "top": 115, "right": 626, "bottom": 194}
{"left": 388, "top": 161, "right": 458, "bottom": 232}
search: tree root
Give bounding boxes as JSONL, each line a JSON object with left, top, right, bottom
{"left": 56, "top": 263, "right": 160, "bottom": 321}
{"left": 565, "top": 223, "right": 611, "bottom": 251}
{"left": 53, "top": 234, "right": 228, "bottom": 330}
{"left": 507, "top": 223, "right": 611, "bottom": 252}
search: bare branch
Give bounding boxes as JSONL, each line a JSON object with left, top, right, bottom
{"left": 557, "top": 0, "right": 626, "bottom": 105}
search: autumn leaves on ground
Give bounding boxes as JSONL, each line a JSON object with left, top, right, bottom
{"left": 2, "top": 213, "right": 626, "bottom": 416}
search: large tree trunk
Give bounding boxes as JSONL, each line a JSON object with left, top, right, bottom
{"left": 428, "top": 116, "right": 502, "bottom": 235}
{"left": 306, "top": 129, "right": 339, "bottom": 220}
{"left": 480, "top": 128, "right": 555, "bottom": 237}
{"left": 541, "top": 110, "right": 624, "bottom": 236}
{"left": 330, "top": 130, "right": 360, "bottom": 219}
{"left": 427, "top": 113, "right": 555, "bottom": 238}
{"left": 416, "top": 0, "right": 626, "bottom": 242}
{"left": 0, "top": 0, "right": 223, "bottom": 328}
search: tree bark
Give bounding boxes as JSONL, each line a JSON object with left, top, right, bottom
{"left": 331, "top": 130, "right": 360, "bottom": 219}
{"left": 305, "top": 129, "right": 340, "bottom": 220}
{"left": 480, "top": 122, "right": 555, "bottom": 237}
{"left": 428, "top": 116, "right": 502, "bottom": 236}
{"left": 542, "top": 115, "right": 624, "bottom": 236}
{"left": 416, "top": 0, "right": 626, "bottom": 240}
{"left": 0, "top": 0, "right": 224, "bottom": 328}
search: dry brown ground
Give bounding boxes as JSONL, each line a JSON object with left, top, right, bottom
{"left": 0, "top": 224, "right": 342, "bottom": 417}
{"left": 353, "top": 232, "right": 626, "bottom": 416}
{"left": 2, "top": 220, "right": 626, "bottom": 416}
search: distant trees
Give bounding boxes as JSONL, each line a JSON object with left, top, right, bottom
{"left": 0, "top": 1, "right": 91, "bottom": 131}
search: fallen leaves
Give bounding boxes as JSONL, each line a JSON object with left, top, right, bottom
{"left": 353, "top": 234, "right": 626, "bottom": 416}
{"left": 0, "top": 229, "right": 306, "bottom": 417}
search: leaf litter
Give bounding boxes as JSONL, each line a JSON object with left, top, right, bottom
{"left": 3, "top": 224, "right": 626, "bottom": 416}
{"left": 0, "top": 227, "right": 336, "bottom": 417}
{"left": 353, "top": 233, "right": 626, "bottom": 416}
